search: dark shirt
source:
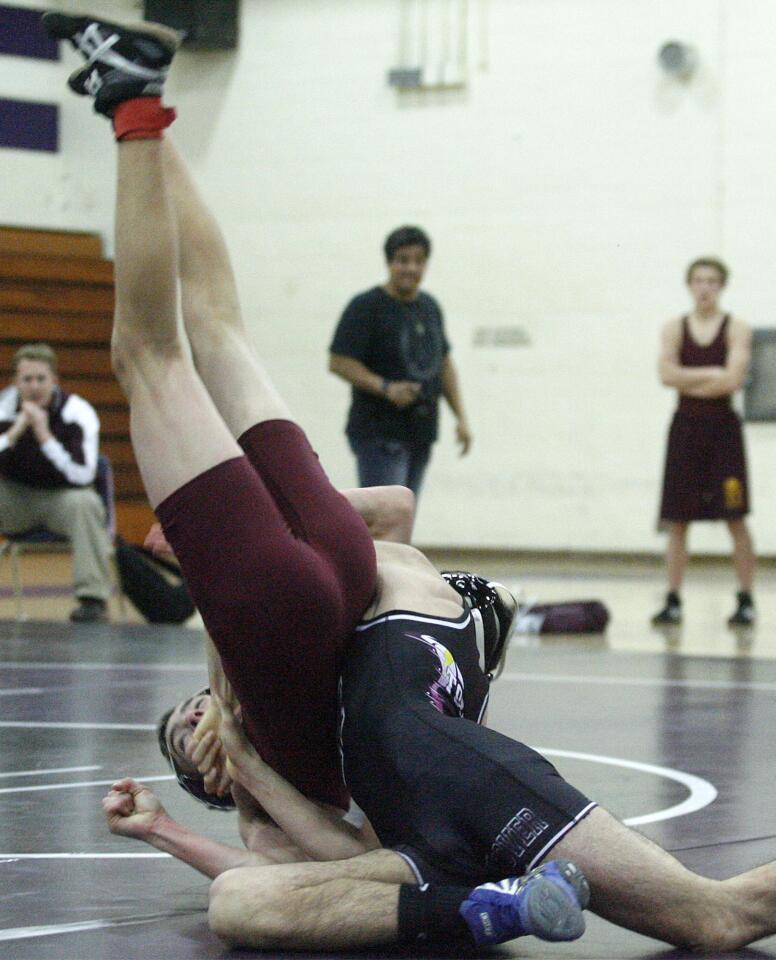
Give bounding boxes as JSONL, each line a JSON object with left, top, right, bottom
{"left": 0, "top": 386, "right": 100, "bottom": 488}
{"left": 330, "top": 286, "right": 450, "bottom": 444}
{"left": 678, "top": 314, "right": 731, "bottom": 415}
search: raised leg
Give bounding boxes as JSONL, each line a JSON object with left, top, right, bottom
{"left": 49, "top": 11, "right": 375, "bottom": 812}
{"left": 162, "top": 139, "right": 291, "bottom": 437}
{"left": 111, "top": 139, "right": 241, "bottom": 508}
{"left": 43, "top": 12, "right": 247, "bottom": 504}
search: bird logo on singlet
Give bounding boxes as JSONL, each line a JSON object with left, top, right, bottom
{"left": 409, "top": 633, "right": 465, "bottom": 717}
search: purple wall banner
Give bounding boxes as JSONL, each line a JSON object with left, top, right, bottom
{"left": 0, "top": 5, "right": 58, "bottom": 59}
{"left": 0, "top": 97, "right": 58, "bottom": 151}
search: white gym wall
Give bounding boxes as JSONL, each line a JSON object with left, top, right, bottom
{"left": 3, "top": 0, "right": 776, "bottom": 553}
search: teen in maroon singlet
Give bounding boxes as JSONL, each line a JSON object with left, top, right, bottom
{"left": 654, "top": 258, "right": 755, "bottom": 627}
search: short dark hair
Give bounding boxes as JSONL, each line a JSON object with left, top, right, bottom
{"left": 384, "top": 225, "right": 431, "bottom": 262}
{"left": 156, "top": 693, "right": 235, "bottom": 812}
{"left": 686, "top": 257, "right": 729, "bottom": 287}
{"left": 12, "top": 343, "right": 58, "bottom": 374}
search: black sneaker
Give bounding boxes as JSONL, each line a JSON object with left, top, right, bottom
{"left": 42, "top": 12, "right": 180, "bottom": 115}
{"left": 70, "top": 597, "right": 108, "bottom": 623}
{"left": 728, "top": 595, "right": 755, "bottom": 627}
{"left": 651, "top": 601, "right": 681, "bottom": 625}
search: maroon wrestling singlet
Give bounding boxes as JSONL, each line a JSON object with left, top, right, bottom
{"left": 658, "top": 315, "right": 749, "bottom": 522}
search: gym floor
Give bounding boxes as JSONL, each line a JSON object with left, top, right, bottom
{"left": 1, "top": 551, "right": 775, "bottom": 959}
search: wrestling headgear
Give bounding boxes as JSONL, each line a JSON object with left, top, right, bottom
{"left": 157, "top": 687, "right": 236, "bottom": 812}
{"left": 441, "top": 571, "right": 517, "bottom": 678}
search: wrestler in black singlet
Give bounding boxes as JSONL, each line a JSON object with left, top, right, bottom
{"left": 340, "top": 608, "right": 596, "bottom": 886}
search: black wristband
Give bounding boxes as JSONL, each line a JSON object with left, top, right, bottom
{"left": 381, "top": 378, "right": 391, "bottom": 395}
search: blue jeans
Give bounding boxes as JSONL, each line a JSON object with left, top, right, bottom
{"left": 348, "top": 436, "right": 432, "bottom": 499}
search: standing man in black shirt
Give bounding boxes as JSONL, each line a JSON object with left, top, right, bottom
{"left": 329, "top": 226, "right": 472, "bottom": 499}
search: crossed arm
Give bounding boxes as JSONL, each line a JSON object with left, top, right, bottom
{"left": 658, "top": 317, "right": 752, "bottom": 398}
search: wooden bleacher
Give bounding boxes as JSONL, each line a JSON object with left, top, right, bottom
{"left": 0, "top": 225, "right": 154, "bottom": 542}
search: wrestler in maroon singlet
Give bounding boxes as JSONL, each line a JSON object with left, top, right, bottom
{"left": 156, "top": 419, "right": 377, "bottom": 810}
{"left": 658, "top": 314, "right": 749, "bottom": 523}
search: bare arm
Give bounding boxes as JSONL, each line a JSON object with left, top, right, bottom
{"left": 658, "top": 319, "right": 725, "bottom": 390}
{"left": 204, "top": 632, "right": 237, "bottom": 709}
{"left": 441, "top": 353, "right": 472, "bottom": 455}
{"left": 329, "top": 353, "right": 385, "bottom": 396}
{"left": 102, "top": 778, "right": 281, "bottom": 879}
{"left": 137, "top": 812, "right": 271, "bottom": 879}
{"left": 233, "top": 782, "right": 310, "bottom": 864}
{"left": 183, "top": 634, "right": 236, "bottom": 798}
{"left": 680, "top": 319, "right": 752, "bottom": 398}
{"left": 329, "top": 353, "right": 421, "bottom": 409}
{"left": 340, "top": 485, "right": 415, "bottom": 543}
{"left": 657, "top": 317, "right": 751, "bottom": 397}
{"left": 218, "top": 696, "right": 380, "bottom": 862}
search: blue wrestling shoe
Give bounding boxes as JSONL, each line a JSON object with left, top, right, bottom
{"left": 459, "top": 859, "right": 589, "bottom": 946}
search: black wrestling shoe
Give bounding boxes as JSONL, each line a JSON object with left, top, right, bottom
{"left": 42, "top": 12, "right": 179, "bottom": 115}
{"left": 69, "top": 597, "right": 108, "bottom": 623}
{"left": 728, "top": 592, "right": 755, "bottom": 627}
{"left": 651, "top": 593, "right": 682, "bottom": 626}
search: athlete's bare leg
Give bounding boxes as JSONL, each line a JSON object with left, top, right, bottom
{"left": 549, "top": 806, "right": 776, "bottom": 951}
{"left": 111, "top": 139, "right": 241, "bottom": 508}
{"left": 162, "top": 139, "right": 290, "bottom": 436}
{"left": 665, "top": 520, "right": 688, "bottom": 592}
{"left": 727, "top": 517, "right": 755, "bottom": 592}
{"left": 208, "top": 849, "right": 413, "bottom": 950}
{"left": 161, "top": 143, "right": 419, "bottom": 547}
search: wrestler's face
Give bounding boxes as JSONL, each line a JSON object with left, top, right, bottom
{"left": 14, "top": 359, "right": 57, "bottom": 408}
{"left": 387, "top": 244, "right": 427, "bottom": 299}
{"left": 165, "top": 691, "right": 211, "bottom": 774}
{"left": 687, "top": 265, "right": 724, "bottom": 311}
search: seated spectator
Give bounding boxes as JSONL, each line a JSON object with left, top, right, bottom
{"left": 0, "top": 343, "right": 112, "bottom": 622}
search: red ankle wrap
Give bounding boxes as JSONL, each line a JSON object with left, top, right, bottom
{"left": 113, "top": 97, "right": 176, "bottom": 141}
